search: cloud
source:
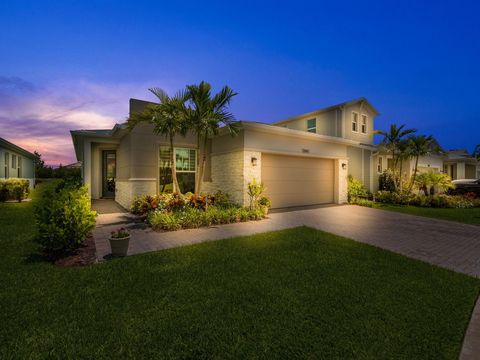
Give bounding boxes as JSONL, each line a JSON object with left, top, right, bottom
{"left": 0, "top": 77, "right": 161, "bottom": 166}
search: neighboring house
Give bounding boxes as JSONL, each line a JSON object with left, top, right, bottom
{"left": 444, "top": 150, "right": 480, "bottom": 180}
{"left": 70, "top": 97, "right": 479, "bottom": 210}
{"left": 0, "top": 137, "right": 36, "bottom": 187}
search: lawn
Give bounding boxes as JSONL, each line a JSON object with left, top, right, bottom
{"left": 374, "top": 203, "right": 480, "bottom": 225}
{"left": 1, "top": 185, "right": 479, "bottom": 359}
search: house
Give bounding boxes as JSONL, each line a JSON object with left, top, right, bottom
{"left": 70, "top": 97, "right": 479, "bottom": 210}
{"left": 71, "top": 97, "right": 379, "bottom": 209}
{"left": 0, "top": 137, "right": 36, "bottom": 187}
{"left": 444, "top": 150, "right": 480, "bottom": 180}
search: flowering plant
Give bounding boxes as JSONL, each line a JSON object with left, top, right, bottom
{"left": 110, "top": 227, "right": 130, "bottom": 239}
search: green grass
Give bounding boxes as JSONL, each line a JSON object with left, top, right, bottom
{"left": 374, "top": 203, "right": 480, "bottom": 225}
{"left": 1, "top": 184, "right": 479, "bottom": 359}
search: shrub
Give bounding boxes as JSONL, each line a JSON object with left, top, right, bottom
{"left": 374, "top": 190, "right": 414, "bottom": 205}
{"left": 379, "top": 169, "right": 397, "bottom": 192}
{"left": 34, "top": 184, "right": 97, "bottom": 254}
{"left": 414, "top": 172, "right": 454, "bottom": 195}
{"left": 212, "top": 190, "right": 235, "bottom": 208}
{"left": 347, "top": 176, "right": 370, "bottom": 202}
{"left": 0, "top": 179, "right": 30, "bottom": 202}
{"left": 148, "top": 211, "right": 182, "bottom": 231}
{"left": 247, "top": 178, "right": 266, "bottom": 209}
{"left": 258, "top": 196, "right": 272, "bottom": 208}
{"left": 0, "top": 182, "right": 8, "bottom": 202}
{"left": 147, "top": 205, "right": 265, "bottom": 231}
{"left": 350, "top": 197, "right": 375, "bottom": 208}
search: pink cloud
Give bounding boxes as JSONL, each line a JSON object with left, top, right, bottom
{"left": 0, "top": 77, "right": 174, "bottom": 166}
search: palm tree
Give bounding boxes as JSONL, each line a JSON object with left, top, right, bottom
{"left": 473, "top": 144, "right": 480, "bottom": 160}
{"left": 396, "top": 139, "right": 411, "bottom": 190}
{"left": 407, "top": 135, "right": 438, "bottom": 192}
{"left": 185, "top": 81, "right": 239, "bottom": 194}
{"left": 375, "top": 124, "right": 416, "bottom": 189}
{"left": 127, "top": 88, "right": 188, "bottom": 194}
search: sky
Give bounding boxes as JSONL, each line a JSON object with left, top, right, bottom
{"left": 1, "top": 0, "right": 479, "bottom": 165}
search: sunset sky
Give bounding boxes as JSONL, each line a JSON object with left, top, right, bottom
{"left": 1, "top": 0, "right": 479, "bottom": 165}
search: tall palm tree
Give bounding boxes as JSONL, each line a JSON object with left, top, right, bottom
{"left": 375, "top": 124, "right": 416, "bottom": 189}
{"left": 397, "top": 139, "right": 411, "bottom": 190}
{"left": 407, "top": 134, "right": 438, "bottom": 192}
{"left": 185, "top": 81, "right": 239, "bottom": 194}
{"left": 127, "top": 88, "right": 188, "bottom": 194}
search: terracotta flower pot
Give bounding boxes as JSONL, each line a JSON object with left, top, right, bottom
{"left": 261, "top": 206, "right": 269, "bottom": 217}
{"left": 109, "top": 235, "right": 130, "bottom": 257}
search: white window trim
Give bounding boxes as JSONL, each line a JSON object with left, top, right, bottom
{"left": 159, "top": 146, "right": 197, "bottom": 173}
{"left": 306, "top": 118, "right": 316, "bottom": 133}
{"left": 377, "top": 156, "right": 383, "bottom": 174}
{"left": 361, "top": 114, "right": 368, "bottom": 134}
{"left": 174, "top": 147, "right": 197, "bottom": 173}
{"left": 351, "top": 112, "right": 359, "bottom": 133}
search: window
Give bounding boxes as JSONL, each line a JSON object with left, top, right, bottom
{"left": 307, "top": 118, "right": 316, "bottom": 133}
{"left": 361, "top": 115, "right": 367, "bottom": 134}
{"left": 377, "top": 156, "right": 383, "bottom": 173}
{"left": 352, "top": 112, "right": 359, "bottom": 132}
{"left": 387, "top": 158, "right": 394, "bottom": 170}
{"left": 4, "top": 152, "right": 9, "bottom": 178}
{"left": 12, "top": 155, "right": 17, "bottom": 169}
{"left": 159, "top": 146, "right": 196, "bottom": 193}
{"left": 18, "top": 157, "right": 22, "bottom": 178}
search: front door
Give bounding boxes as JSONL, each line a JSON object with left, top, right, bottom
{"left": 102, "top": 150, "right": 116, "bottom": 198}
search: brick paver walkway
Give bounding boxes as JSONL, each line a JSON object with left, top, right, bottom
{"left": 93, "top": 204, "right": 480, "bottom": 277}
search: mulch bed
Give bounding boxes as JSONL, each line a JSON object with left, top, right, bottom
{"left": 53, "top": 235, "right": 97, "bottom": 267}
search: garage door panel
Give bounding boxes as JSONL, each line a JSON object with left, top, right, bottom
{"left": 262, "top": 168, "right": 334, "bottom": 181}
{"left": 261, "top": 154, "right": 334, "bottom": 208}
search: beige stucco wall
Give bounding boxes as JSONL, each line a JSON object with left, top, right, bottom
{"left": 243, "top": 129, "right": 348, "bottom": 159}
{"left": 342, "top": 103, "right": 375, "bottom": 144}
{"left": 281, "top": 109, "right": 339, "bottom": 137}
{"left": 127, "top": 123, "right": 198, "bottom": 179}
{"left": 334, "top": 158, "right": 349, "bottom": 204}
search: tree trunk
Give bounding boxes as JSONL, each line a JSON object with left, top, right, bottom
{"left": 391, "top": 149, "right": 398, "bottom": 191}
{"left": 170, "top": 135, "right": 181, "bottom": 194}
{"left": 196, "top": 135, "right": 208, "bottom": 195}
{"left": 399, "top": 158, "right": 403, "bottom": 191}
{"left": 195, "top": 133, "right": 201, "bottom": 194}
{"left": 409, "top": 155, "right": 419, "bottom": 192}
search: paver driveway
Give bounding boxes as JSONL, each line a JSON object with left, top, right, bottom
{"left": 94, "top": 205, "right": 480, "bottom": 277}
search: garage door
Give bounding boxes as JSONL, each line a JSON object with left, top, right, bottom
{"left": 261, "top": 154, "right": 334, "bottom": 208}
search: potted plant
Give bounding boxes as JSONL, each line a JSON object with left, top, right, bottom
{"left": 258, "top": 196, "right": 272, "bottom": 216}
{"left": 109, "top": 227, "right": 130, "bottom": 257}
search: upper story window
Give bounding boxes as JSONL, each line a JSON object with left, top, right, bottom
{"left": 12, "top": 154, "right": 17, "bottom": 169}
{"left": 361, "top": 115, "right": 367, "bottom": 134}
{"left": 377, "top": 156, "right": 383, "bottom": 173}
{"left": 306, "top": 118, "right": 316, "bottom": 133}
{"left": 352, "top": 112, "right": 359, "bottom": 132}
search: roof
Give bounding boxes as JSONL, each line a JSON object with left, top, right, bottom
{"left": 0, "top": 137, "right": 36, "bottom": 159}
{"left": 273, "top": 97, "right": 380, "bottom": 125}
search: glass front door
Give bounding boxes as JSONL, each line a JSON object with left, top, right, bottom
{"left": 102, "top": 150, "right": 116, "bottom": 198}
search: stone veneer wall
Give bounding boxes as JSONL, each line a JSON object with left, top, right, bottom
{"left": 202, "top": 150, "right": 261, "bottom": 206}
{"left": 115, "top": 180, "right": 156, "bottom": 209}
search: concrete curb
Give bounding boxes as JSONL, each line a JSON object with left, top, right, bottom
{"left": 460, "top": 293, "right": 480, "bottom": 360}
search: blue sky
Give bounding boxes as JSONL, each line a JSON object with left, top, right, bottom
{"left": 1, "top": 0, "right": 479, "bottom": 164}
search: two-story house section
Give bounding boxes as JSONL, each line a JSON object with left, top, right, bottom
{"left": 273, "top": 98, "right": 379, "bottom": 192}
